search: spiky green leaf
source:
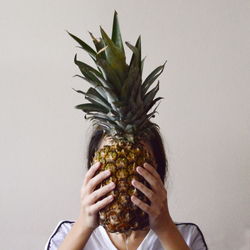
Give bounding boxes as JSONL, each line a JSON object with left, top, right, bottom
{"left": 73, "top": 74, "right": 102, "bottom": 88}
{"left": 141, "top": 56, "right": 146, "bottom": 74}
{"left": 143, "top": 81, "right": 160, "bottom": 104}
{"left": 72, "top": 88, "right": 86, "bottom": 95}
{"left": 142, "top": 60, "right": 167, "bottom": 96}
{"left": 89, "top": 32, "right": 106, "bottom": 61}
{"left": 96, "top": 58, "right": 122, "bottom": 93}
{"left": 111, "top": 11, "right": 125, "bottom": 56}
{"left": 100, "top": 26, "right": 128, "bottom": 80}
{"left": 84, "top": 87, "right": 112, "bottom": 111}
{"left": 67, "top": 30, "right": 97, "bottom": 58}
{"left": 75, "top": 103, "right": 109, "bottom": 113}
{"left": 74, "top": 54, "right": 103, "bottom": 78}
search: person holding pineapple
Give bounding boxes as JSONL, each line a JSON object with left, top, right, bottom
{"left": 45, "top": 11, "right": 208, "bottom": 250}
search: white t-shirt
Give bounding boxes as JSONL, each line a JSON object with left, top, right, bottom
{"left": 45, "top": 220, "right": 208, "bottom": 250}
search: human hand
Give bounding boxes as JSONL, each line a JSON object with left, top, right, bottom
{"left": 78, "top": 162, "right": 115, "bottom": 230}
{"left": 131, "top": 162, "right": 173, "bottom": 234}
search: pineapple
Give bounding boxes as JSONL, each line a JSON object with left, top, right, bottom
{"left": 67, "top": 11, "right": 166, "bottom": 233}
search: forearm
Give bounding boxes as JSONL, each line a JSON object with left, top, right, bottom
{"left": 155, "top": 218, "right": 190, "bottom": 250}
{"left": 58, "top": 216, "right": 93, "bottom": 250}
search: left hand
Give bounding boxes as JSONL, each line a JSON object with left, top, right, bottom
{"left": 131, "top": 162, "right": 173, "bottom": 234}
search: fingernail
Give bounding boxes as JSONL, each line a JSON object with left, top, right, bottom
{"left": 94, "top": 162, "right": 101, "bottom": 167}
{"left": 105, "top": 170, "right": 110, "bottom": 175}
{"left": 110, "top": 182, "right": 115, "bottom": 187}
{"left": 136, "top": 166, "right": 142, "bottom": 172}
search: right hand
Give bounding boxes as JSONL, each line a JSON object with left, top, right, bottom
{"left": 78, "top": 162, "right": 115, "bottom": 230}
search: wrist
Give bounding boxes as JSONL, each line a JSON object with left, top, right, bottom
{"left": 76, "top": 215, "right": 95, "bottom": 234}
{"left": 154, "top": 217, "right": 190, "bottom": 250}
{"left": 153, "top": 215, "right": 175, "bottom": 236}
{"left": 57, "top": 215, "right": 94, "bottom": 250}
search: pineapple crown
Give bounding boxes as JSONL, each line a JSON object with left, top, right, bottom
{"left": 67, "top": 11, "right": 167, "bottom": 143}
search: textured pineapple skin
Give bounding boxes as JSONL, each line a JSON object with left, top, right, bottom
{"left": 92, "top": 141, "right": 153, "bottom": 233}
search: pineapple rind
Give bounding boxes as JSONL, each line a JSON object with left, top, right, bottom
{"left": 92, "top": 141, "right": 153, "bottom": 233}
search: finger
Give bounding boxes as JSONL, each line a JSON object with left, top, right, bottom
{"left": 143, "top": 162, "right": 161, "bottom": 180}
{"left": 88, "top": 182, "right": 115, "bottom": 204}
{"left": 89, "top": 195, "right": 114, "bottom": 214}
{"left": 143, "top": 162, "right": 165, "bottom": 188}
{"left": 131, "top": 195, "right": 151, "bottom": 215}
{"left": 87, "top": 170, "right": 111, "bottom": 193}
{"left": 136, "top": 166, "right": 158, "bottom": 191}
{"left": 84, "top": 162, "right": 101, "bottom": 184}
{"left": 131, "top": 179, "right": 154, "bottom": 201}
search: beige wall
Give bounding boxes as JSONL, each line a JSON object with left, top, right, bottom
{"left": 1, "top": 0, "right": 249, "bottom": 249}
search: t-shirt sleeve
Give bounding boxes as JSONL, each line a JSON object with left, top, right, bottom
{"left": 44, "top": 220, "right": 74, "bottom": 250}
{"left": 189, "top": 224, "right": 208, "bottom": 250}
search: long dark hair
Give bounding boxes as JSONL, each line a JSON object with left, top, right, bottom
{"left": 87, "top": 126, "right": 168, "bottom": 183}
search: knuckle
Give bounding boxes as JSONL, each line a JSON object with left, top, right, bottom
{"left": 98, "top": 185, "right": 107, "bottom": 195}
{"left": 87, "top": 208, "right": 93, "bottom": 216}
{"left": 146, "top": 207, "right": 151, "bottom": 214}
{"left": 156, "top": 171, "right": 161, "bottom": 178}
{"left": 148, "top": 164, "right": 154, "bottom": 172}
{"left": 82, "top": 196, "right": 90, "bottom": 206}
{"left": 97, "top": 173, "right": 106, "bottom": 182}
{"left": 97, "top": 186, "right": 104, "bottom": 195}
{"left": 87, "top": 185, "right": 93, "bottom": 194}
{"left": 88, "top": 205, "right": 97, "bottom": 216}
{"left": 103, "top": 196, "right": 111, "bottom": 204}
{"left": 81, "top": 201, "right": 87, "bottom": 209}
{"left": 137, "top": 199, "right": 142, "bottom": 206}
{"left": 80, "top": 189, "right": 87, "bottom": 200}
{"left": 156, "top": 208, "right": 161, "bottom": 216}
{"left": 92, "top": 192, "right": 98, "bottom": 200}
{"left": 105, "top": 184, "right": 112, "bottom": 193}
{"left": 85, "top": 172, "right": 90, "bottom": 179}
{"left": 95, "top": 199, "right": 105, "bottom": 209}
{"left": 155, "top": 172, "right": 161, "bottom": 180}
{"left": 136, "top": 181, "right": 142, "bottom": 189}
{"left": 139, "top": 183, "right": 145, "bottom": 189}
{"left": 88, "top": 180, "right": 95, "bottom": 190}
{"left": 152, "top": 180, "right": 158, "bottom": 187}
{"left": 143, "top": 205, "right": 150, "bottom": 213}
{"left": 90, "top": 162, "right": 100, "bottom": 171}
{"left": 132, "top": 196, "right": 138, "bottom": 204}
{"left": 85, "top": 206, "right": 91, "bottom": 215}
{"left": 148, "top": 191, "right": 153, "bottom": 199}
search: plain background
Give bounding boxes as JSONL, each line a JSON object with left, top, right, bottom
{"left": 1, "top": 0, "right": 249, "bottom": 249}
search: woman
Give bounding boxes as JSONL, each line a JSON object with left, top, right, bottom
{"left": 45, "top": 128, "right": 208, "bottom": 250}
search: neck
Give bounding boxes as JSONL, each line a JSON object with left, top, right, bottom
{"left": 107, "top": 227, "right": 150, "bottom": 250}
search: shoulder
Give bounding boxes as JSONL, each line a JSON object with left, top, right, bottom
{"left": 44, "top": 220, "right": 75, "bottom": 250}
{"left": 45, "top": 220, "right": 208, "bottom": 250}
{"left": 175, "top": 222, "right": 208, "bottom": 250}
